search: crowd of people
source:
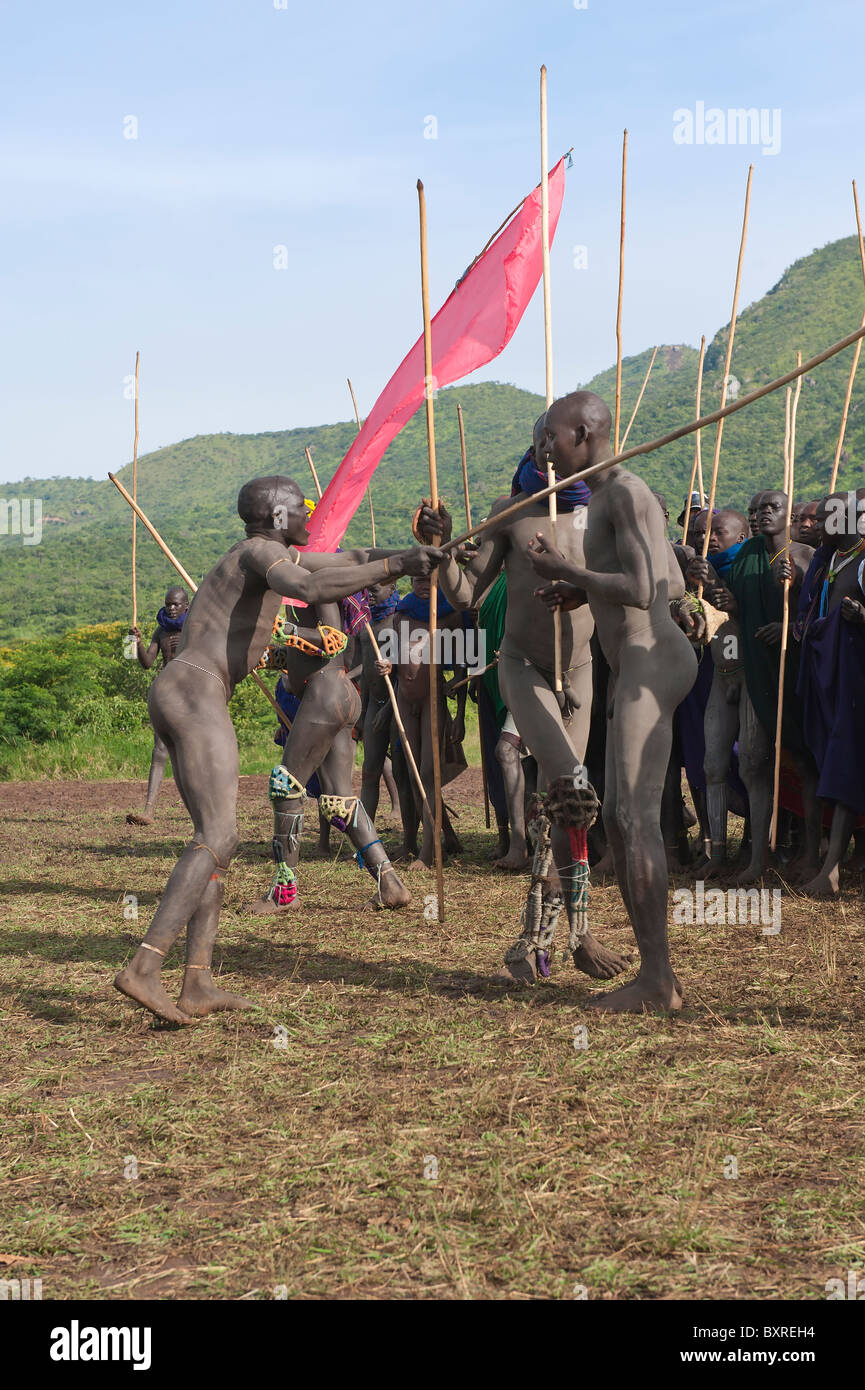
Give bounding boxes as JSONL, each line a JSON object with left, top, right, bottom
{"left": 118, "top": 390, "right": 864, "bottom": 1023}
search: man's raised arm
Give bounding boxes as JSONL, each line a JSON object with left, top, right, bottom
{"left": 415, "top": 499, "right": 509, "bottom": 610}
{"left": 298, "top": 546, "right": 408, "bottom": 571}
{"left": 247, "top": 544, "right": 444, "bottom": 605}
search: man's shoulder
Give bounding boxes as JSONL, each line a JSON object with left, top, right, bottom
{"left": 791, "top": 540, "right": 814, "bottom": 568}
{"left": 231, "top": 536, "right": 299, "bottom": 571}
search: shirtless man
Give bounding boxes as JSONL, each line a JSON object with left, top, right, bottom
{"left": 527, "top": 392, "right": 696, "bottom": 1013}
{"left": 417, "top": 410, "right": 629, "bottom": 984}
{"left": 127, "top": 586, "right": 189, "bottom": 826}
{"left": 114, "top": 475, "right": 442, "bottom": 1023}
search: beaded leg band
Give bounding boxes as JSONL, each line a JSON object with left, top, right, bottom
{"left": 544, "top": 774, "right": 599, "bottom": 959}
{"left": 504, "top": 797, "right": 562, "bottom": 980}
{"left": 319, "top": 795, "right": 399, "bottom": 905}
{"left": 267, "top": 764, "right": 305, "bottom": 907}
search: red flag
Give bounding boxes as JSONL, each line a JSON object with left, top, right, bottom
{"left": 304, "top": 158, "right": 567, "bottom": 552}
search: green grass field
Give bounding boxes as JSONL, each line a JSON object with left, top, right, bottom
{"left": 1, "top": 770, "right": 863, "bottom": 1301}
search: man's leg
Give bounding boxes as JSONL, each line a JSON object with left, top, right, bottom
{"left": 360, "top": 700, "right": 390, "bottom": 822}
{"left": 802, "top": 802, "right": 857, "bottom": 897}
{"left": 318, "top": 723, "right": 410, "bottom": 908}
{"left": 734, "top": 688, "right": 773, "bottom": 885}
{"left": 790, "top": 751, "right": 822, "bottom": 883}
{"left": 589, "top": 654, "right": 687, "bottom": 1014}
{"left": 395, "top": 694, "right": 422, "bottom": 861}
{"left": 494, "top": 725, "right": 529, "bottom": 870}
{"left": 389, "top": 732, "right": 417, "bottom": 861}
{"left": 382, "top": 755, "right": 400, "bottom": 816}
{"left": 699, "top": 669, "right": 741, "bottom": 875}
{"left": 115, "top": 677, "right": 241, "bottom": 1023}
{"left": 498, "top": 652, "right": 627, "bottom": 980}
{"left": 127, "top": 733, "right": 170, "bottom": 826}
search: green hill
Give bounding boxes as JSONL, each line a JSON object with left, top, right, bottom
{"left": 2, "top": 234, "right": 864, "bottom": 644}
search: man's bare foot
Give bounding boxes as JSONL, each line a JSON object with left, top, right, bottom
{"left": 407, "top": 858, "right": 432, "bottom": 872}
{"left": 491, "top": 955, "right": 538, "bottom": 985}
{"left": 494, "top": 848, "right": 530, "bottom": 871}
{"left": 177, "top": 971, "right": 256, "bottom": 1017}
{"left": 800, "top": 870, "right": 840, "bottom": 899}
{"left": 126, "top": 812, "right": 154, "bottom": 827}
{"left": 587, "top": 973, "right": 683, "bottom": 1014}
{"left": 306, "top": 843, "right": 332, "bottom": 860}
{"left": 786, "top": 856, "right": 820, "bottom": 885}
{"left": 242, "top": 896, "right": 292, "bottom": 915}
{"left": 388, "top": 843, "right": 417, "bottom": 863}
{"left": 444, "top": 835, "right": 463, "bottom": 856}
{"left": 729, "top": 864, "right": 768, "bottom": 887}
{"left": 114, "top": 965, "right": 192, "bottom": 1025}
{"left": 372, "top": 870, "right": 411, "bottom": 909}
{"left": 571, "top": 933, "right": 630, "bottom": 980}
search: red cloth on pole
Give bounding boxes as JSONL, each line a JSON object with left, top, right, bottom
{"left": 303, "top": 159, "right": 567, "bottom": 553}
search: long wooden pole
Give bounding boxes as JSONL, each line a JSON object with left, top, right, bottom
{"left": 789, "top": 353, "right": 803, "bottom": 494}
{"left": 695, "top": 338, "right": 707, "bottom": 505}
{"left": 540, "top": 65, "right": 562, "bottom": 693}
{"left": 769, "top": 359, "right": 802, "bottom": 850}
{"left": 698, "top": 164, "right": 753, "bottom": 581}
{"left": 347, "top": 377, "right": 376, "bottom": 546}
{"left": 304, "top": 446, "right": 323, "bottom": 501}
{"left": 455, "top": 401, "right": 487, "bottom": 825}
{"left": 829, "top": 179, "right": 865, "bottom": 492}
{"left": 108, "top": 471, "right": 292, "bottom": 732}
{"left": 619, "top": 345, "right": 657, "bottom": 450}
{"left": 417, "top": 179, "right": 446, "bottom": 923}
{"left": 131, "top": 351, "right": 140, "bottom": 631}
{"left": 682, "top": 336, "right": 706, "bottom": 540}
{"left": 457, "top": 402, "right": 472, "bottom": 531}
{"left": 363, "top": 621, "right": 432, "bottom": 819}
{"left": 110, "top": 472, "right": 197, "bottom": 589}
{"left": 346, "top": 380, "right": 431, "bottom": 811}
{"left": 783, "top": 388, "right": 792, "bottom": 493}
{"left": 614, "top": 129, "right": 628, "bottom": 453}
{"left": 439, "top": 320, "right": 865, "bottom": 555}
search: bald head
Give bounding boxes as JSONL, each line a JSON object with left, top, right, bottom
{"left": 237, "top": 475, "right": 310, "bottom": 544}
{"left": 164, "top": 586, "right": 189, "bottom": 618}
{"left": 542, "top": 391, "right": 612, "bottom": 482}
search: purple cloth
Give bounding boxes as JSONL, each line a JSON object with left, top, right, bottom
{"left": 796, "top": 603, "right": 865, "bottom": 815}
{"left": 510, "top": 449, "right": 591, "bottom": 511}
{"left": 677, "top": 650, "right": 714, "bottom": 790}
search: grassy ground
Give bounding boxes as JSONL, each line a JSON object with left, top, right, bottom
{"left": 1, "top": 772, "right": 863, "bottom": 1301}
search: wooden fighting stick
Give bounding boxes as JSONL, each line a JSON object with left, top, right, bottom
{"left": 417, "top": 179, "right": 446, "bottom": 922}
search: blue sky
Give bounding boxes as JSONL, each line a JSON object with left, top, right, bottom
{"left": 2, "top": 0, "right": 864, "bottom": 483}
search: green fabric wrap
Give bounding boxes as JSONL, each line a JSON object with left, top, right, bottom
{"left": 478, "top": 571, "right": 508, "bottom": 729}
{"left": 726, "top": 536, "right": 804, "bottom": 753}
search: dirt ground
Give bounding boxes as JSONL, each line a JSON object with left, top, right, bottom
{"left": 1, "top": 773, "right": 863, "bottom": 1300}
